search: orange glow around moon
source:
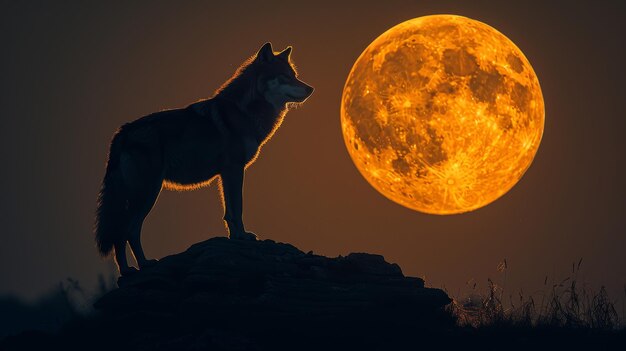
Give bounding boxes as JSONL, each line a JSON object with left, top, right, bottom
{"left": 341, "top": 15, "right": 544, "bottom": 214}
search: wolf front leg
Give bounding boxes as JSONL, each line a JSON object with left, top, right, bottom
{"left": 220, "top": 164, "right": 258, "bottom": 241}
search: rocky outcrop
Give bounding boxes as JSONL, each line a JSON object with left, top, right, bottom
{"left": 4, "top": 237, "right": 624, "bottom": 351}
{"left": 91, "top": 237, "right": 451, "bottom": 350}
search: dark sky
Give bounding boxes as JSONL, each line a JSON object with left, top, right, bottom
{"left": 1, "top": 0, "right": 624, "bottom": 302}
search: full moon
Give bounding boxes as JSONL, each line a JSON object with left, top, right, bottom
{"left": 341, "top": 15, "right": 544, "bottom": 214}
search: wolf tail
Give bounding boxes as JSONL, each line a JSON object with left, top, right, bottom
{"left": 94, "top": 129, "right": 128, "bottom": 257}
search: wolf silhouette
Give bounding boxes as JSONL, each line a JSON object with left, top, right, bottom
{"left": 95, "top": 43, "right": 313, "bottom": 275}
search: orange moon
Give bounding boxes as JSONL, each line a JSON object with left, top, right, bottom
{"left": 341, "top": 15, "right": 544, "bottom": 214}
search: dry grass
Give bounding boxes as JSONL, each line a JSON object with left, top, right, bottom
{"left": 449, "top": 259, "right": 623, "bottom": 331}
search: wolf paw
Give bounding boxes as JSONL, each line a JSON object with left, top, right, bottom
{"left": 139, "top": 259, "right": 158, "bottom": 269}
{"left": 230, "top": 231, "right": 258, "bottom": 241}
{"left": 120, "top": 266, "right": 139, "bottom": 276}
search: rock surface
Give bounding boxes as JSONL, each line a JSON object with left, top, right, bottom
{"left": 5, "top": 237, "right": 622, "bottom": 351}
{"left": 91, "top": 237, "right": 452, "bottom": 350}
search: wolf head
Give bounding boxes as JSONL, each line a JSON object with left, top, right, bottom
{"left": 252, "top": 42, "right": 314, "bottom": 109}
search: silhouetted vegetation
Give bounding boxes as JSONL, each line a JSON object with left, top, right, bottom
{"left": 0, "top": 274, "right": 115, "bottom": 339}
{"left": 449, "top": 259, "right": 623, "bottom": 330}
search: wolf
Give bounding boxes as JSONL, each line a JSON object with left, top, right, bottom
{"left": 94, "top": 43, "right": 313, "bottom": 275}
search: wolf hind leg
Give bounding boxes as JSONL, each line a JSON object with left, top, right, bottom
{"left": 128, "top": 218, "right": 157, "bottom": 269}
{"left": 115, "top": 241, "right": 138, "bottom": 276}
{"left": 127, "top": 178, "right": 163, "bottom": 269}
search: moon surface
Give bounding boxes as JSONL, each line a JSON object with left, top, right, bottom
{"left": 341, "top": 15, "right": 544, "bottom": 214}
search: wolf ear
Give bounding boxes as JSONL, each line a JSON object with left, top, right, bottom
{"left": 256, "top": 42, "right": 274, "bottom": 62}
{"left": 277, "top": 46, "right": 292, "bottom": 61}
